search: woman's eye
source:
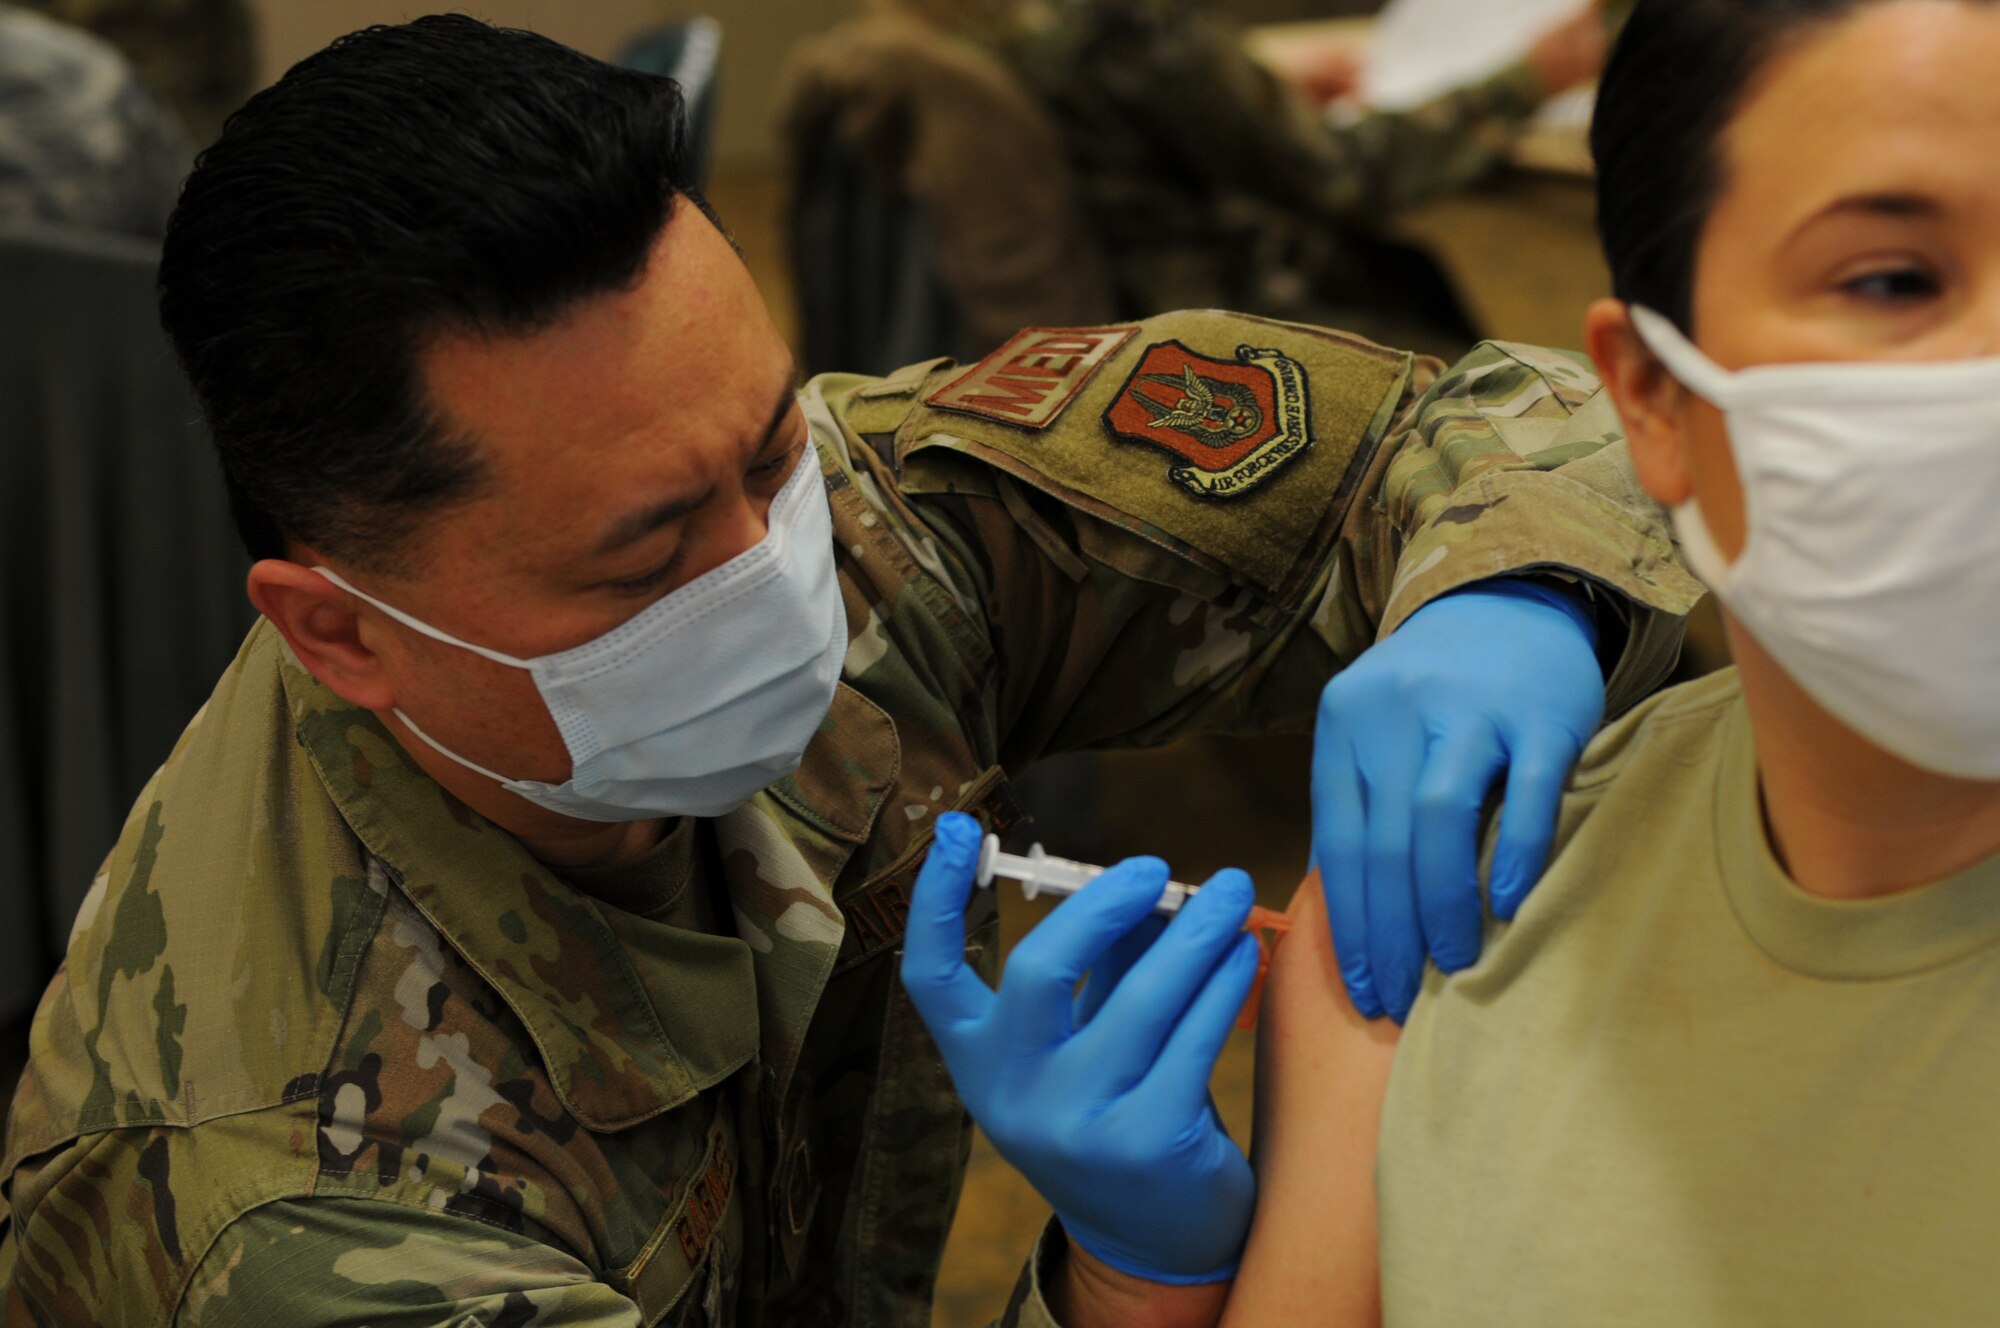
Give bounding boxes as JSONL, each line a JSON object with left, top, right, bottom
{"left": 1840, "top": 266, "right": 1940, "bottom": 302}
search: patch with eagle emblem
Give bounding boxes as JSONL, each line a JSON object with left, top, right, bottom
{"left": 1103, "top": 341, "right": 1315, "bottom": 498}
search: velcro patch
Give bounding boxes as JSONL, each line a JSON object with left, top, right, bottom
{"left": 1103, "top": 340, "right": 1314, "bottom": 499}
{"left": 925, "top": 325, "right": 1139, "bottom": 429}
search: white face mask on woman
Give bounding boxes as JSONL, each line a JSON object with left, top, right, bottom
{"left": 1632, "top": 305, "right": 2000, "bottom": 779}
{"left": 318, "top": 446, "right": 848, "bottom": 821}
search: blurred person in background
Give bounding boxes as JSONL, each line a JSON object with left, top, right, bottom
{"left": 13, "top": 0, "right": 253, "bottom": 146}
{"left": 0, "top": 3, "right": 189, "bottom": 236}
{"left": 884, "top": 0, "right": 1610, "bottom": 357}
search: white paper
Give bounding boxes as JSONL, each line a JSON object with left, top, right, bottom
{"left": 1361, "top": 0, "right": 1582, "bottom": 110}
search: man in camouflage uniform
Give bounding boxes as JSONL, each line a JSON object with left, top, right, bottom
{"left": 897, "top": 0, "right": 1609, "bottom": 356}
{"left": 0, "top": 17, "right": 1698, "bottom": 1327}
{"left": 13, "top": 0, "right": 254, "bottom": 147}
{"left": 0, "top": 4, "right": 190, "bottom": 236}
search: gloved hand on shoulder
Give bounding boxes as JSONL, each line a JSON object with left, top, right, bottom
{"left": 1313, "top": 576, "right": 1603, "bottom": 1022}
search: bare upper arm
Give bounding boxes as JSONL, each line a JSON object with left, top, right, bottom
{"left": 1221, "top": 874, "right": 1400, "bottom": 1328}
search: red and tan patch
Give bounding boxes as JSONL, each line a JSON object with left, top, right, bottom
{"left": 925, "top": 325, "right": 1140, "bottom": 429}
{"left": 1102, "top": 340, "right": 1316, "bottom": 498}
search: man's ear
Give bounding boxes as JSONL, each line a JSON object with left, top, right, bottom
{"left": 246, "top": 558, "right": 396, "bottom": 711}
{"left": 1584, "top": 298, "right": 1694, "bottom": 509}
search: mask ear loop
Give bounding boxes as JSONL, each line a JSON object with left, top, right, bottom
{"left": 1623, "top": 312, "right": 1756, "bottom": 590}
{"left": 1669, "top": 498, "right": 1743, "bottom": 593}
{"left": 1627, "top": 306, "right": 1739, "bottom": 407}
{"left": 312, "top": 567, "right": 535, "bottom": 669}
{"left": 310, "top": 566, "right": 537, "bottom": 788}
{"left": 387, "top": 707, "right": 530, "bottom": 788}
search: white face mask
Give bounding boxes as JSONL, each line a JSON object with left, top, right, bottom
{"left": 1631, "top": 305, "right": 2000, "bottom": 779}
{"left": 318, "top": 447, "right": 847, "bottom": 820}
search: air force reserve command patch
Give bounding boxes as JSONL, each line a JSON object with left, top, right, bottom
{"left": 1103, "top": 341, "right": 1313, "bottom": 498}
{"left": 926, "top": 325, "right": 1139, "bottom": 428}
{"left": 892, "top": 311, "right": 1414, "bottom": 601}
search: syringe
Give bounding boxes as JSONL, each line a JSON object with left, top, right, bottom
{"left": 971, "top": 833, "right": 1297, "bottom": 1029}
{"left": 975, "top": 834, "right": 1202, "bottom": 915}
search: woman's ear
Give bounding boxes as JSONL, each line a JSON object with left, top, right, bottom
{"left": 246, "top": 558, "right": 398, "bottom": 711}
{"left": 1584, "top": 299, "right": 1695, "bottom": 508}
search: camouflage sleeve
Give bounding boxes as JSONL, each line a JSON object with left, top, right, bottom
{"left": 13, "top": 0, "right": 256, "bottom": 148}
{"left": 987, "top": 1222, "right": 1063, "bottom": 1328}
{"left": 0, "top": 7, "right": 194, "bottom": 237}
{"left": 987, "top": 1221, "right": 1239, "bottom": 1328}
{"left": 1342, "top": 340, "right": 1703, "bottom": 716}
{"left": 813, "top": 314, "right": 1698, "bottom": 771}
{"left": 175, "top": 1199, "right": 643, "bottom": 1328}
{"left": 1307, "top": 62, "right": 1547, "bottom": 217}
{"left": 995, "top": 0, "right": 1545, "bottom": 225}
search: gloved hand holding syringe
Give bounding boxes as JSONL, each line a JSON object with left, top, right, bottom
{"left": 902, "top": 813, "right": 1289, "bottom": 1283}
{"left": 971, "top": 832, "right": 1293, "bottom": 1026}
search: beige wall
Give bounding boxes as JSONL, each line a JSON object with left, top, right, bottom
{"left": 246, "top": 0, "right": 859, "bottom": 169}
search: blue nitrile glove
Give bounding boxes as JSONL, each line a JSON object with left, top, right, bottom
{"left": 1313, "top": 577, "right": 1602, "bottom": 1022}
{"left": 901, "top": 812, "right": 1260, "bottom": 1284}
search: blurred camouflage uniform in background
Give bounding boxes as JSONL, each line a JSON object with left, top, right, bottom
{"left": 0, "top": 4, "right": 191, "bottom": 236}
{"left": 0, "top": 310, "right": 1699, "bottom": 1326}
{"left": 889, "top": 0, "right": 1563, "bottom": 357}
{"left": 13, "top": 0, "right": 254, "bottom": 147}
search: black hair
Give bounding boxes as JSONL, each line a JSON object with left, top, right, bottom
{"left": 159, "top": 14, "right": 709, "bottom": 570}
{"left": 1592, "top": 0, "right": 1925, "bottom": 333}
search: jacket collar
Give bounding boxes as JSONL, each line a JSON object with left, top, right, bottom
{"left": 280, "top": 640, "right": 896, "bottom": 1130}
{"left": 728, "top": 681, "right": 900, "bottom": 1100}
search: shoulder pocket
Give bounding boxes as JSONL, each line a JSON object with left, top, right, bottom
{"left": 896, "top": 312, "right": 1412, "bottom": 608}
{"left": 1475, "top": 341, "right": 1601, "bottom": 418}
{"left": 1450, "top": 341, "right": 1617, "bottom": 463}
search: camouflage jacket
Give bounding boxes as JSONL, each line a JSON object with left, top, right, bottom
{"left": 0, "top": 4, "right": 191, "bottom": 237}
{"left": 11, "top": 0, "right": 254, "bottom": 148}
{"left": 906, "top": 0, "right": 1550, "bottom": 351}
{"left": 0, "top": 312, "right": 1700, "bottom": 1327}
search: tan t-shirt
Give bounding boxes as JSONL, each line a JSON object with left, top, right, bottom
{"left": 1377, "top": 668, "right": 2000, "bottom": 1327}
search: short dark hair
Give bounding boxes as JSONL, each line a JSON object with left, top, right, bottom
{"left": 1591, "top": 0, "right": 1989, "bottom": 333}
{"left": 159, "top": 15, "right": 708, "bottom": 570}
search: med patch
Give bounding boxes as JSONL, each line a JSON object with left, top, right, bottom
{"left": 925, "top": 325, "right": 1138, "bottom": 428}
{"left": 1103, "top": 340, "right": 1313, "bottom": 498}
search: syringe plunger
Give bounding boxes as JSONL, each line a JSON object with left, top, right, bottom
{"left": 974, "top": 834, "right": 1200, "bottom": 914}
